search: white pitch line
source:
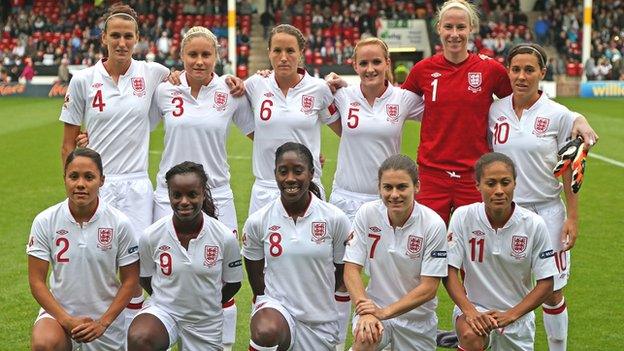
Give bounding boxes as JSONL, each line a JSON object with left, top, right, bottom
{"left": 590, "top": 153, "right": 624, "bottom": 168}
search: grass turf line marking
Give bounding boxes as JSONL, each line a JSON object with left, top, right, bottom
{"left": 590, "top": 153, "right": 624, "bottom": 168}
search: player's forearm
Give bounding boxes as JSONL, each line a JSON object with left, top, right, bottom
{"left": 444, "top": 266, "right": 477, "bottom": 314}
{"left": 30, "top": 278, "right": 73, "bottom": 324}
{"left": 562, "top": 168, "right": 579, "bottom": 220}
{"left": 99, "top": 262, "right": 139, "bottom": 327}
{"left": 244, "top": 257, "right": 266, "bottom": 296}
{"left": 343, "top": 262, "right": 367, "bottom": 304}
{"left": 382, "top": 276, "right": 440, "bottom": 320}
{"left": 61, "top": 123, "right": 80, "bottom": 165}
{"left": 221, "top": 281, "right": 242, "bottom": 303}
{"left": 507, "top": 277, "right": 553, "bottom": 322}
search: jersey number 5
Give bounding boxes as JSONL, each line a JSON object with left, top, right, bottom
{"left": 92, "top": 89, "right": 106, "bottom": 112}
{"left": 347, "top": 108, "right": 359, "bottom": 129}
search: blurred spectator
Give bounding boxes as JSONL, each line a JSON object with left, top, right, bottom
{"left": 57, "top": 58, "right": 70, "bottom": 84}
{"left": 534, "top": 15, "right": 550, "bottom": 45}
{"left": 584, "top": 56, "right": 597, "bottom": 80}
{"left": 157, "top": 31, "right": 171, "bottom": 56}
{"left": 261, "top": 10, "right": 273, "bottom": 40}
{"left": 0, "top": 67, "right": 10, "bottom": 83}
{"left": 19, "top": 56, "right": 35, "bottom": 84}
{"left": 595, "top": 57, "right": 612, "bottom": 80}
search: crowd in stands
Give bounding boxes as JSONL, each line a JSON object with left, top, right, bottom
{"left": 1, "top": 0, "right": 623, "bottom": 83}
{"left": 0, "top": 0, "right": 254, "bottom": 82}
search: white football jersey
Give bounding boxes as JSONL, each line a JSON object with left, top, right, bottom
{"left": 447, "top": 203, "right": 558, "bottom": 311}
{"left": 242, "top": 195, "right": 351, "bottom": 323}
{"left": 139, "top": 213, "right": 243, "bottom": 324}
{"left": 27, "top": 199, "right": 139, "bottom": 318}
{"left": 245, "top": 70, "right": 338, "bottom": 183}
{"left": 152, "top": 73, "right": 254, "bottom": 190}
{"left": 60, "top": 59, "right": 169, "bottom": 175}
{"left": 333, "top": 84, "right": 423, "bottom": 195}
{"left": 343, "top": 200, "right": 447, "bottom": 320}
{"left": 489, "top": 94, "right": 575, "bottom": 204}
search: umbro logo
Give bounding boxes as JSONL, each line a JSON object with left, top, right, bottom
{"left": 264, "top": 92, "right": 274, "bottom": 97}
{"left": 431, "top": 72, "right": 442, "bottom": 78}
{"left": 369, "top": 226, "right": 382, "bottom": 232}
{"left": 159, "top": 245, "right": 171, "bottom": 251}
{"left": 269, "top": 225, "right": 281, "bottom": 231}
{"left": 56, "top": 229, "right": 68, "bottom": 236}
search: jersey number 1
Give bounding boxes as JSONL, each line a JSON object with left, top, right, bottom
{"left": 92, "top": 89, "right": 106, "bottom": 112}
{"left": 431, "top": 78, "right": 438, "bottom": 102}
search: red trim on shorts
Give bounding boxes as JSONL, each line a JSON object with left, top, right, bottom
{"left": 249, "top": 347, "right": 258, "bottom": 351}
{"left": 334, "top": 294, "right": 351, "bottom": 302}
{"left": 543, "top": 302, "right": 567, "bottom": 315}
{"left": 126, "top": 301, "right": 143, "bottom": 310}
{"left": 222, "top": 298, "right": 236, "bottom": 308}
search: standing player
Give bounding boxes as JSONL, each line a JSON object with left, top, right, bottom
{"left": 127, "top": 162, "right": 242, "bottom": 351}
{"left": 330, "top": 37, "right": 423, "bottom": 222}
{"left": 59, "top": 3, "right": 169, "bottom": 322}
{"left": 343, "top": 155, "right": 447, "bottom": 351}
{"left": 444, "top": 152, "right": 558, "bottom": 351}
{"left": 149, "top": 27, "right": 253, "bottom": 350}
{"left": 489, "top": 43, "right": 580, "bottom": 351}
{"left": 28, "top": 148, "right": 139, "bottom": 351}
{"left": 329, "top": 36, "right": 424, "bottom": 351}
{"left": 245, "top": 24, "right": 342, "bottom": 215}
{"left": 242, "top": 142, "right": 351, "bottom": 351}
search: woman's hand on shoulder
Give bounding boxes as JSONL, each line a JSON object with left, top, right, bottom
{"left": 225, "top": 75, "right": 245, "bottom": 97}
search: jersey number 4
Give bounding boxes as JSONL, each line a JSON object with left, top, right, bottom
{"left": 92, "top": 89, "right": 106, "bottom": 112}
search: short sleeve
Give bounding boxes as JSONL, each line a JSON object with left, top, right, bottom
{"left": 148, "top": 87, "right": 164, "bottom": 131}
{"left": 420, "top": 216, "right": 448, "bottom": 277}
{"left": 232, "top": 95, "right": 255, "bottom": 135}
{"left": 404, "top": 90, "right": 424, "bottom": 121}
{"left": 317, "top": 82, "right": 339, "bottom": 125}
{"left": 556, "top": 105, "right": 576, "bottom": 150}
{"left": 343, "top": 206, "right": 369, "bottom": 267}
{"left": 148, "top": 62, "right": 170, "bottom": 85}
{"left": 222, "top": 228, "right": 243, "bottom": 283}
{"left": 59, "top": 74, "right": 85, "bottom": 126}
{"left": 26, "top": 214, "right": 51, "bottom": 262}
{"left": 116, "top": 217, "right": 139, "bottom": 267}
{"left": 331, "top": 211, "right": 351, "bottom": 264}
{"left": 531, "top": 218, "right": 558, "bottom": 280}
{"left": 447, "top": 212, "right": 466, "bottom": 269}
{"left": 244, "top": 75, "right": 259, "bottom": 97}
{"left": 241, "top": 214, "right": 265, "bottom": 261}
{"left": 138, "top": 230, "right": 155, "bottom": 278}
{"left": 401, "top": 64, "right": 422, "bottom": 95}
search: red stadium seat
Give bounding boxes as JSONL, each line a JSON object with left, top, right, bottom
{"left": 566, "top": 62, "right": 576, "bottom": 76}
{"left": 236, "top": 64, "right": 249, "bottom": 79}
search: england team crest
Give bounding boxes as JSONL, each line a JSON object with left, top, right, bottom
{"left": 131, "top": 77, "right": 146, "bottom": 97}
{"left": 511, "top": 235, "right": 528, "bottom": 259}
{"left": 406, "top": 235, "right": 423, "bottom": 258}
{"left": 214, "top": 91, "right": 228, "bottom": 111}
{"left": 467, "top": 72, "right": 482, "bottom": 93}
{"left": 204, "top": 245, "right": 219, "bottom": 267}
{"left": 311, "top": 221, "right": 327, "bottom": 244}
{"left": 386, "top": 104, "right": 399, "bottom": 123}
{"left": 533, "top": 117, "right": 550, "bottom": 135}
{"left": 301, "top": 95, "right": 315, "bottom": 114}
{"left": 97, "top": 228, "right": 113, "bottom": 250}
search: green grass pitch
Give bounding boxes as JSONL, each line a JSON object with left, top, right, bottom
{"left": 1, "top": 96, "right": 622, "bottom": 350}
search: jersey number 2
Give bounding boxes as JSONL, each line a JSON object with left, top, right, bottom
{"left": 92, "top": 89, "right": 106, "bottom": 112}
{"left": 55, "top": 237, "right": 69, "bottom": 263}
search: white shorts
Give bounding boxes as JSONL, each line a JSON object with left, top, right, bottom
{"left": 101, "top": 172, "right": 153, "bottom": 238}
{"left": 153, "top": 183, "right": 239, "bottom": 234}
{"left": 252, "top": 295, "right": 339, "bottom": 351}
{"left": 248, "top": 178, "right": 326, "bottom": 215}
{"left": 352, "top": 313, "right": 437, "bottom": 351}
{"left": 452, "top": 305, "right": 535, "bottom": 351}
{"left": 329, "top": 185, "right": 378, "bottom": 222}
{"left": 221, "top": 300, "right": 237, "bottom": 345}
{"left": 35, "top": 308, "right": 125, "bottom": 351}
{"left": 136, "top": 304, "right": 222, "bottom": 351}
{"left": 520, "top": 199, "right": 570, "bottom": 290}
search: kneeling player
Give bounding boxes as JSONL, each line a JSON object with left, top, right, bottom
{"left": 243, "top": 143, "right": 351, "bottom": 351}
{"left": 127, "top": 162, "right": 242, "bottom": 350}
{"left": 444, "top": 153, "right": 558, "bottom": 351}
{"left": 343, "top": 155, "right": 447, "bottom": 351}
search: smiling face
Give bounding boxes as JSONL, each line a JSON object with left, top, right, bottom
{"left": 64, "top": 156, "right": 104, "bottom": 209}
{"left": 379, "top": 169, "right": 419, "bottom": 224}
{"left": 168, "top": 173, "right": 205, "bottom": 223}
{"left": 477, "top": 161, "right": 516, "bottom": 215}
{"left": 275, "top": 150, "right": 312, "bottom": 206}
{"left": 437, "top": 8, "right": 472, "bottom": 60}
{"left": 268, "top": 32, "right": 302, "bottom": 81}
{"left": 102, "top": 17, "right": 138, "bottom": 66}
{"left": 508, "top": 53, "right": 545, "bottom": 101}
{"left": 182, "top": 36, "right": 217, "bottom": 84}
{"left": 353, "top": 43, "right": 390, "bottom": 90}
